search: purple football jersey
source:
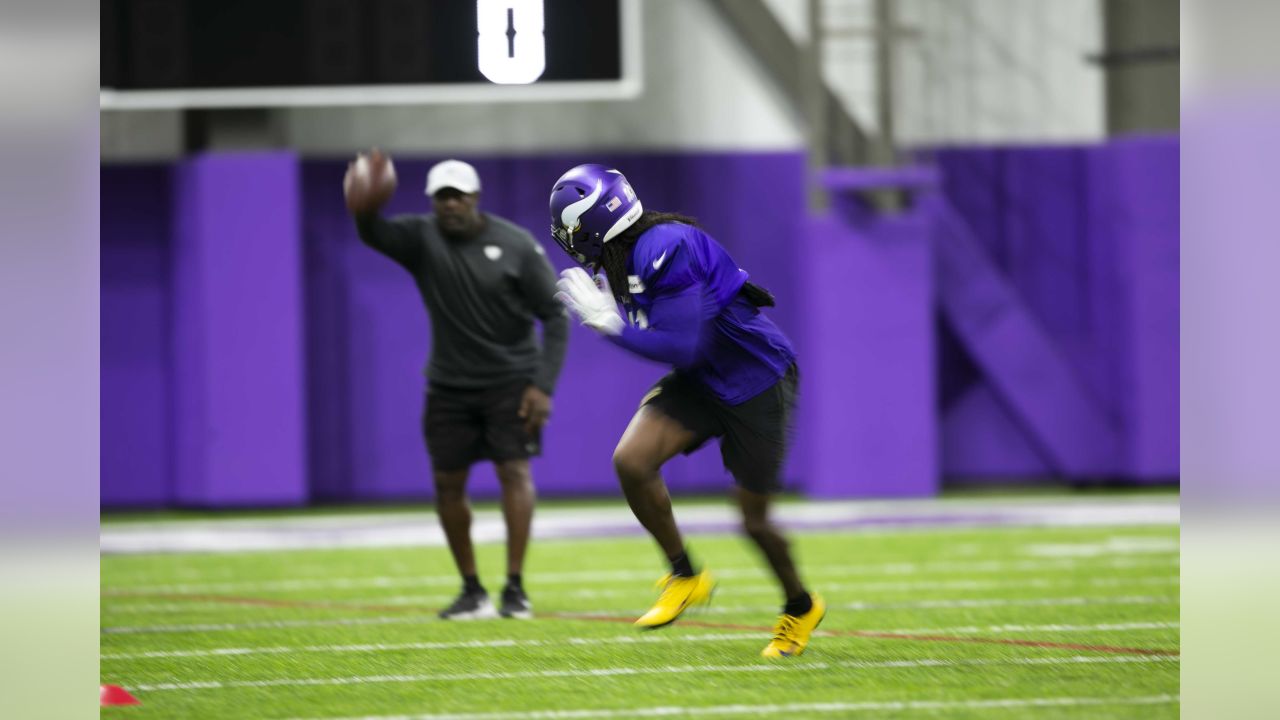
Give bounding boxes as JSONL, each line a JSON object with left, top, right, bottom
{"left": 608, "top": 222, "right": 796, "bottom": 404}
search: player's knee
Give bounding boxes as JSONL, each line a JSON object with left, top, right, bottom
{"left": 495, "top": 462, "right": 532, "bottom": 488}
{"left": 742, "top": 515, "right": 784, "bottom": 544}
{"left": 612, "top": 445, "right": 655, "bottom": 484}
{"left": 497, "top": 473, "right": 532, "bottom": 492}
{"left": 434, "top": 486, "right": 466, "bottom": 504}
{"left": 433, "top": 473, "right": 467, "bottom": 502}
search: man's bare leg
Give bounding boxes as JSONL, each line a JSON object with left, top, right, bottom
{"left": 494, "top": 459, "right": 535, "bottom": 576}
{"left": 434, "top": 469, "right": 476, "bottom": 578}
{"left": 612, "top": 407, "right": 698, "bottom": 561}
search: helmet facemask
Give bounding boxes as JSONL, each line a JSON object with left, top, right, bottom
{"left": 550, "top": 219, "right": 600, "bottom": 268}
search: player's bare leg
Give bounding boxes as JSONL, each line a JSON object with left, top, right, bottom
{"left": 734, "top": 487, "right": 804, "bottom": 598}
{"left": 494, "top": 459, "right": 535, "bottom": 576}
{"left": 612, "top": 406, "right": 697, "bottom": 558}
{"left": 736, "top": 486, "right": 826, "bottom": 657}
{"left": 433, "top": 468, "right": 477, "bottom": 577}
{"left": 614, "top": 406, "right": 716, "bottom": 628}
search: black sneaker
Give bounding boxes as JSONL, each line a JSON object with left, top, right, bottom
{"left": 438, "top": 589, "right": 497, "bottom": 620}
{"left": 499, "top": 585, "right": 533, "bottom": 619}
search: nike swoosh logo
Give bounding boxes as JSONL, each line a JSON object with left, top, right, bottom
{"left": 561, "top": 180, "right": 604, "bottom": 232}
{"left": 652, "top": 250, "right": 667, "bottom": 270}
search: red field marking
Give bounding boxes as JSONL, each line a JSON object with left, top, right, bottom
{"left": 838, "top": 629, "right": 1178, "bottom": 656}
{"left": 100, "top": 684, "right": 141, "bottom": 706}
{"left": 105, "top": 592, "right": 1179, "bottom": 657}
{"left": 552, "top": 614, "right": 1179, "bottom": 657}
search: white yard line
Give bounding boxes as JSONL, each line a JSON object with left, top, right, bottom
{"left": 327, "top": 575, "right": 1180, "bottom": 603}
{"left": 101, "top": 593, "right": 1178, "bottom": 635}
{"left": 103, "top": 616, "right": 441, "bottom": 635}
{"left": 106, "top": 555, "right": 1178, "bottom": 596}
{"left": 131, "top": 655, "right": 1178, "bottom": 693}
{"left": 100, "top": 498, "right": 1179, "bottom": 554}
{"left": 101, "top": 575, "right": 1180, "bottom": 616}
{"left": 285, "top": 695, "right": 1179, "bottom": 720}
{"left": 1025, "top": 537, "right": 1179, "bottom": 557}
{"left": 879, "top": 620, "right": 1178, "bottom": 634}
{"left": 591, "top": 594, "right": 1179, "bottom": 617}
{"left": 102, "top": 633, "right": 762, "bottom": 660}
{"left": 831, "top": 594, "right": 1176, "bottom": 611}
{"left": 101, "top": 597, "right": 459, "bottom": 615}
{"left": 101, "top": 623, "right": 1179, "bottom": 661}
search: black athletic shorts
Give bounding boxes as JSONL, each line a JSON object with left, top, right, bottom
{"left": 423, "top": 380, "right": 540, "bottom": 472}
{"left": 641, "top": 364, "right": 798, "bottom": 494}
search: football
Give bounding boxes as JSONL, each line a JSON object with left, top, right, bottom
{"left": 343, "top": 149, "right": 398, "bottom": 215}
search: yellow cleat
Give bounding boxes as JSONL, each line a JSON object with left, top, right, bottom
{"left": 761, "top": 593, "right": 826, "bottom": 658}
{"left": 634, "top": 569, "right": 715, "bottom": 629}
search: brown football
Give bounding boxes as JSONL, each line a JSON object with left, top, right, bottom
{"left": 343, "top": 149, "right": 398, "bottom": 215}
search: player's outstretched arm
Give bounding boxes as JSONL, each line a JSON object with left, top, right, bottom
{"left": 609, "top": 289, "right": 707, "bottom": 368}
{"left": 556, "top": 268, "right": 710, "bottom": 368}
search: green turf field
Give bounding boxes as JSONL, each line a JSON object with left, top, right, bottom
{"left": 101, "top": 510, "right": 1179, "bottom": 719}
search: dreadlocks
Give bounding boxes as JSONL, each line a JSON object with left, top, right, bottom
{"left": 598, "top": 210, "right": 700, "bottom": 305}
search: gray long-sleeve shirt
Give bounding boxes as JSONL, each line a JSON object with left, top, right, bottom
{"left": 355, "top": 212, "right": 569, "bottom": 395}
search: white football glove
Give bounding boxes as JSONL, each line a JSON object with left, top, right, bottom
{"left": 555, "top": 267, "right": 624, "bottom": 336}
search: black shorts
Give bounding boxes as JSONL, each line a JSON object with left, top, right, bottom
{"left": 423, "top": 380, "right": 540, "bottom": 472}
{"left": 642, "top": 364, "right": 798, "bottom": 494}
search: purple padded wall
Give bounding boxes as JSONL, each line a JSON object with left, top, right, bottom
{"left": 934, "top": 137, "right": 1179, "bottom": 481}
{"left": 98, "top": 139, "right": 1177, "bottom": 508}
{"left": 171, "top": 153, "right": 309, "bottom": 506}
{"left": 798, "top": 176, "right": 938, "bottom": 498}
{"left": 1089, "top": 136, "right": 1179, "bottom": 478}
{"left": 931, "top": 194, "right": 1122, "bottom": 477}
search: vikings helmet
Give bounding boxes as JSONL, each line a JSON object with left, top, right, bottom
{"left": 549, "top": 164, "right": 643, "bottom": 266}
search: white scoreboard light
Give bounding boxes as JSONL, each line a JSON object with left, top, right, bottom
{"left": 476, "top": 0, "right": 545, "bottom": 85}
{"left": 100, "top": 0, "right": 641, "bottom": 109}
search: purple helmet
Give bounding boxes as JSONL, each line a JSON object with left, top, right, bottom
{"left": 549, "top": 164, "right": 643, "bottom": 266}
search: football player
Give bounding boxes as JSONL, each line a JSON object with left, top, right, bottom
{"left": 550, "top": 164, "right": 824, "bottom": 657}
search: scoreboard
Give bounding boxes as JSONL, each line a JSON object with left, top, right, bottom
{"left": 100, "top": 0, "right": 639, "bottom": 108}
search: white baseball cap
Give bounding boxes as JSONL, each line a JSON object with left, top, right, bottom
{"left": 425, "top": 159, "right": 481, "bottom": 196}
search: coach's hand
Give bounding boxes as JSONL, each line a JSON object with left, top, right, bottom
{"left": 519, "top": 386, "right": 553, "bottom": 435}
{"left": 555, "top": 267, "right": 624, "bottom": 335}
